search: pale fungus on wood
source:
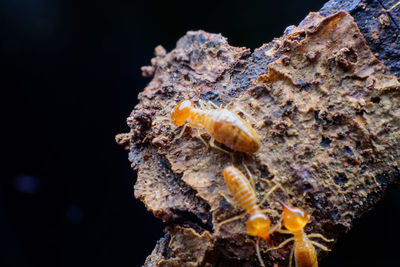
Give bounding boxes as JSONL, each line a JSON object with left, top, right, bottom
{"left": 116, "top": 1, "right": 400, "bottom": 266}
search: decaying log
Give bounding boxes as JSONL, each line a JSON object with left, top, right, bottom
{"left": 116, "top": 1, "right": 400, "bottom": 266}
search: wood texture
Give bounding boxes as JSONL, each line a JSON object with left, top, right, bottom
{"left": 117, "top": 1, "right": 400, "bottom": 266}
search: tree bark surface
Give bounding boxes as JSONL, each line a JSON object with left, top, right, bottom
{"left": 116, "top": 1, "right": 400, "bottom": 266}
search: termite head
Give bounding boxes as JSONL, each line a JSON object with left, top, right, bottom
{"left": 171, "top": 100, "right": 194, "bottom": 126}
{"left": 278, "top": 200, "right": 308, "bottom": 232}
{"left": 246, "top": 213, "right": 271, "bottom": 243}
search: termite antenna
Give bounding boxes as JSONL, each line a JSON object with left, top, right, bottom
{"left": 255, "top": 237, "right": 266, "bottom": 267}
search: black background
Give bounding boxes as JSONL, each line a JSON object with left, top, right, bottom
{"left": 2, "top": 0, "right": 399, "bottom": 266}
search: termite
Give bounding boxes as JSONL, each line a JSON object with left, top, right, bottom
{"left": 170, "top": 100, "right": 260, "bottom": 153}
{"left": 223, "top": 165, "right": 271, "bottom": 241}
{"left": 267, "top": 200, "right": 334, "bottom": 267}
{"left": 220, "top": 165, "right": 282, "bottom": 267}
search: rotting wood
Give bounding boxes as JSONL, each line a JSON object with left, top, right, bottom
{"left": 116, "top": 2, "right": 400, "bottom": 266}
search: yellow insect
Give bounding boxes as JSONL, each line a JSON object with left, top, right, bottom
{"left": 223, "top": 165, "right": 271, "bottom": 241}
{"left": 220, "top": 165, "right": 282, "bottom": 266}
{"left": 170, "top": 100, "right": 260, "bottom": 153}
{"left": 267, "top": 200, "right": 334, "bottom": 267}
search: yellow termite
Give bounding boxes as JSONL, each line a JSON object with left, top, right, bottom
{"left": 170, "top": 100, "right": 260, "bottom": 153}
{"left": 267, "top": 200, "right": 334, "bottom": 267}
{"left": 223, "top": 165, "right": 271, "bottom": 241}
{"left": 221, "top": 165, "right": 282, "bottom": 266}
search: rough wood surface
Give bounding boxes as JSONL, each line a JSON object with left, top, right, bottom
{"left": 116, "top": 1, "right": 400, "bottom": 266}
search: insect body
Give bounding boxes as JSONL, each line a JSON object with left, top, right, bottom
{"left": 267, "top": 201, "right": 333, "bottom": 267}
{"left": 281, "top": 201, "right": 317, "bottom": 267}
{"left": 223, "top": 166, "right": 271, "bottom": 241}
{"left": 171, "top": 100, "right": 260, "bottom": 153}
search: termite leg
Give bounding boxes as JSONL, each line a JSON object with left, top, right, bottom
{"left": 259, "top": 180, "right": 289, "bottom": 206}
{"left": 275, "top": 229, "right": 292, "bottom": 235}
{"left": 208, "top": 100, "right": 220, "bottom": 109}
{"left": 259, "top": 209, "right": 274, "bottom": 214}
{"left": 268, "top": 218, "right": 284, "bottom": 235}
{"left": 265, "top": 237, "right": 294, "bottom": 252}
{"left": 288, "top": 246, "right": 294, "bottom": 267}
{"left": 307, "top": 233, "right": 334, "bottom": 243}
{"left": 216, "top": 192, "right": 248, "bottom": 227}
{"left": 168, "top": 235, "right": 176, "bottom": 246}
{"left": 232, "top": 106, "right": 257, "bottom": 123}
{"left": 385, "top": 1, "right": 400, "bottom": 12}
{"left": 198, "top": 99, "right": 206, "bottom": 109}
{"left": 210, "top": 137, "right": 231, "bottom": 155}
{"left": 198, "top": 99, "right": 219, "bottom": 109}
{"left": 197, "top": 134, "right": 209, "bottom": 149}
{"left": 188, "top": 122, "right": 204, "bottom": 129}
{"left": 152, "top": 116, "right": 173, "bottom": 126}
{"left": 217, "top": 211, "right": 248, "bottom": 227}
{"left": 219, "top": 192, "right": 238, "bottom": 208}
{"left": 141, "top": 136, "right": 149, "bottom": 144}
{"left": 255, "top": 237, "right": 266, "bottom": 267}
{"left": 242, "top": 161, "right": 256, "bottom": 190}
{"left": 180, "top": 123, "right": 209, "bottom": 149}
{"left": 259, "top": 178, "right": 272, "bottom": 186}
{"left": 173, "top": 124, "right": 188, "bottom": 141}
{"left": 225, "top": 100, "right": 234, "bottom": 109}
{"left": 259, "top": 183, "right": 283, "bottom": 207}
{"left": 310, "top": 240, "right": 330, "bottom": 251}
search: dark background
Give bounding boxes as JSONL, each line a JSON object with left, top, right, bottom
{"left": 2, "top": 0, "right": 399, "bottom": 266}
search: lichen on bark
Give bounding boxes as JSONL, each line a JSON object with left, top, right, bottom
{"left": 116, "top": 6, "right": 400, "bottom": 267}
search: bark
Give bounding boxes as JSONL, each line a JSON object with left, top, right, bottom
{"left": 116, "top": 1, "right": 400, "bottom": 266}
